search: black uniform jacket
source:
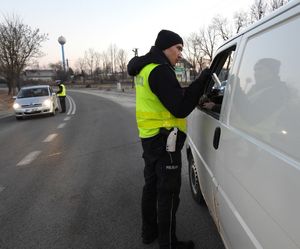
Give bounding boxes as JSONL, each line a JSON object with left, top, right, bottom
{"left": 127, "top": 46, "right": 209, "bottom": 118}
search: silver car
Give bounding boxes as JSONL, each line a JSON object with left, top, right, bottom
{"left": 13, "top": 85, "right": 58, "bottom": 120}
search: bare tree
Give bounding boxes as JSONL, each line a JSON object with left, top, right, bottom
{"left": 94, "top": 52, "right": 102, "bottom": 72}
{"left": 84, "top": 48, "right": 97, "bottom": 81}
{"left": 268, "top": 0, "right": 288, "bottom": 11}
{"left": 101, "top": 52, "right": 112, "bottom": 78}
{"left": 183, "top": 33, "right": 204, "bottom": 75}
{"left": 212, "top": 15, "right": 233, "bottom": 41}
{"left": 116, "top": 49, "right": 127, "bottom": 79}
{"left": 48, "top": 61, "right": 66, "bottom": 81}
{"left": 198, "top": 25, "right": 219, "bottom": 62}
{"left": 0, "top": 14, "right": 48, "bottom": 95}
{"left": 250, "top": 0, "right": 268, "bottom": 22}
{"left": 75, "top": 57, "right": 87, "bottom": 83}
{"left": 233, "top": 10, "right": 250, "bottom": 33}
{"left": 75, "top": 57, "right": 86, "bottom": 75}
{"left": 108, "top": 44, "right": 118, "bottom": 74}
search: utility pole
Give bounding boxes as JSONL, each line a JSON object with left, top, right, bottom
{"left": 132, "top": 48, "right": 139, "bottom": 57}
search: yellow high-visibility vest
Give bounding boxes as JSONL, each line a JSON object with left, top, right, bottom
{"left": 135, "top": 63, "right": 186, "bottom": 138}
{"left": 57, "top": 84, "right": 66, "bottom": 97}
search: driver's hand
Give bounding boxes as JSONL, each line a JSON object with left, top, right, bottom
{"left": 202, "top": 101, "right": 216, "bottom": 110}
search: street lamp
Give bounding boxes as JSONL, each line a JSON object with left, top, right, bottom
{"left": 58, "top": 36, "right": 66, "bottom": 72}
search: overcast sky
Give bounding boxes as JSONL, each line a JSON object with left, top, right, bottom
{"left": 2, "top": 0, "right": 256, "bottom": 68}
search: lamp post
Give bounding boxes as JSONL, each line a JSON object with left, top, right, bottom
{"left": 58, "top": 36, "right": 66, "bottom": 72}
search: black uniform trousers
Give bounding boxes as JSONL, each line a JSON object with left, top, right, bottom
{"left": 141, "top": 130, "right": 186, "bottom": 249}
{"left": 59, "top": 96, "right": 66, "bottom": 112}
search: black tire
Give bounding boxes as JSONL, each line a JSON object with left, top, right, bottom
{"left": 188, "top": 153, "right": 205, "bottom": 205}
{"left": 16, "top": 116, "right": 22, "bottom": 120}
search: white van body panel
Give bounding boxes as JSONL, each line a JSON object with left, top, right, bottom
{"left": 187, "top": 1, "right": 300, "bottom": 248}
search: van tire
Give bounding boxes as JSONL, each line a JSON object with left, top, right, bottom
{"left": 188, "top": 153, "right": 205, "bottom": 205}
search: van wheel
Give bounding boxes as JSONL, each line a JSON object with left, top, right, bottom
{"left": 188, "top": 154, "right": 205, "bottom": 205}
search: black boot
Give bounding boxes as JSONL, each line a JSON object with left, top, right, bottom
{"left": 159, "top": 240, "right": 194, "bottom": 249}
{"left": 142, "top": 231, "right": 158, "bottom": 244}
{"left": 176, "top": 240, "right": 194, "bottom": 249}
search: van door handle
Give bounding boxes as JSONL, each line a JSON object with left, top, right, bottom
{"left": 213, "top": 127, "right": 221, "bottom": 150}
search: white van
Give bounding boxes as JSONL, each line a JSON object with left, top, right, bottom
{"left": 186, "top": 1, "right": 300, "bottom": 248}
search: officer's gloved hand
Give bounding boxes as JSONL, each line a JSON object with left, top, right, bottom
{"left": 195, "top": 68, "right": 211, "bottom": 84}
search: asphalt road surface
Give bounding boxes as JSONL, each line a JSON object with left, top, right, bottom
{"left": 0, "top": 89, "right": 225, "bottom": 249}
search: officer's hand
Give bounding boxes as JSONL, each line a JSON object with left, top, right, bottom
{"left": 195, "top": 68, "right": 211, "bottom": 84}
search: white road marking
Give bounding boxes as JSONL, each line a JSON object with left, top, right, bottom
{"left": 47, "top": 152, "right": 62, "bottom": 157}
{"left": 0, "top": 186, "right": 5, "bottom": 193}
{"left": 67, "top": 95, "right": 72, "bottom": 115}
{"left": 17, "top": 151, "right": 41, "bottom": 167}
{"left": 57, "top": 123, "right": 66, "bottom": 129}
{"left": 66, "top": 95, "right": 76, "bottom": 115}
{"left": 64, "top": 117, "right": 71, "bottom": 121}
{"left": 0, "top": 113, "right": 13, "bottom": 119}
{"left": 70, "top": 96, "right": 76, "bottom": 115}
{"left": 43, "top": 133, "right": 58, "bottom": 142}
{"left": 70, "top": 90, "right": 135, "bottom": 108}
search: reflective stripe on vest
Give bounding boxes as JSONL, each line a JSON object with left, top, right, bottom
{"left": 57, "top": 84, "right": 66, "bottom": 97}
{"left": 135, "top": 63, "right": 186, "bottom": 138}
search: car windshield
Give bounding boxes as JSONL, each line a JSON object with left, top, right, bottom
{"left": 18, "top": 87, "right": 49, "bottom": 98}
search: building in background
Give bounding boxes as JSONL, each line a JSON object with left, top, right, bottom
{"left": 23, "top": 69, "right": 56, "bottom": 83}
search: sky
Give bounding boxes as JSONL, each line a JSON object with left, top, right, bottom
{"left": 1, "top": 0, "right": 256, "bottom": 69}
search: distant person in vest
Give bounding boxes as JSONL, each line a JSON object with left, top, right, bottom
{"left": 56, "top": 80, "right": 66, "bottom": 113}
{"left": 127, "top": 30, "right": 211, "bottom": 249}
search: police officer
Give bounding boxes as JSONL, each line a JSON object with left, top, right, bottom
{"left": 127, "top": 30, "right": 210, "bottom": 249}
{"left": 56, "top": 80, "right": 66, "bottom": 113}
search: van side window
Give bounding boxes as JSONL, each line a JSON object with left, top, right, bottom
{"left": 199, "top": 46, "right": 236, "bottom": 119}
{"left": 230, "top": 15, "right": 300, "bottom": 160}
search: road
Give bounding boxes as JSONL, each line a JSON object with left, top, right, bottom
{"left": 0, "top": 89, "right": 225, "bottom": 249}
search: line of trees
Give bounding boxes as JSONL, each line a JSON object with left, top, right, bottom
{"left": 0, "top": 0, "right": 289, "bottom": 94}
{"left": 183, "top": 0, "right": 289, "bottom": 77}
{"left": 73, "top": 45, "right": 128, "bottom": 84}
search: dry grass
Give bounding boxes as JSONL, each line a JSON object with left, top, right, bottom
{"left": 0, "top": 89, "right": 14, "bottom": 112}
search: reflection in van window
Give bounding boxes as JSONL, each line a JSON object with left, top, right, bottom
{"left": 230, "top": 14, "right": 300, "bottom": 160}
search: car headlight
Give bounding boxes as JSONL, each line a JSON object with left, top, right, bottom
{"left": 43, "top": 99, "right": 51, "bottom": 108}
{"left": 13, "top": 102, "right": 21, "bottom": 109}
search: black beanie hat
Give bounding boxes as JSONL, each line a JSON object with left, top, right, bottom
{"left": 155, "top": 29, "right": 183, "bottom": 50}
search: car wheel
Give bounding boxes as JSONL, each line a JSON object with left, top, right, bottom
{"left": 188, "top": 153, "right": 205, "bottom": 205}
{"left": 16, "top": 116, "right": 23, "bottom": 120}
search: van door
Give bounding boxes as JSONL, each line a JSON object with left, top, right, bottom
{"left": 214, "top": 7, "right": 300, "bottom": 249}
{"left": 187, "top": 43, "right": 238, "bottom": 227}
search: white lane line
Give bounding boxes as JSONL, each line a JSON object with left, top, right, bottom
{"left": 17, "top": 151, "right": 41, "bottom": 167}
{"left": 0, "top": 113, "right": 13, "bottom": 119}
{"left": 70, "top": 96, "right": 76, "bottom": 115}
{"left": 66, "top": 95, "right": 76, "bottom": 115}
{"left": 57, "top": 123, "right": 66, "bottom": 129}
{"left": 0, "top": 186, "right": 5, "bottom": 193}
{"left": 64, "top": 116, "right": 71, "bottom": 121}
{"left": 47, "top": 152, "right": 62, "bottom": 157}
{"left": 67, "top": 95, "right": 73, "bottom": 115}
{"left": 43, "top": 133, "right": 58, "bottom": 142}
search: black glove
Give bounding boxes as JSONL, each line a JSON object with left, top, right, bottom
{"left": 195, "top": 68, "right": 211, "bottom": 84}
